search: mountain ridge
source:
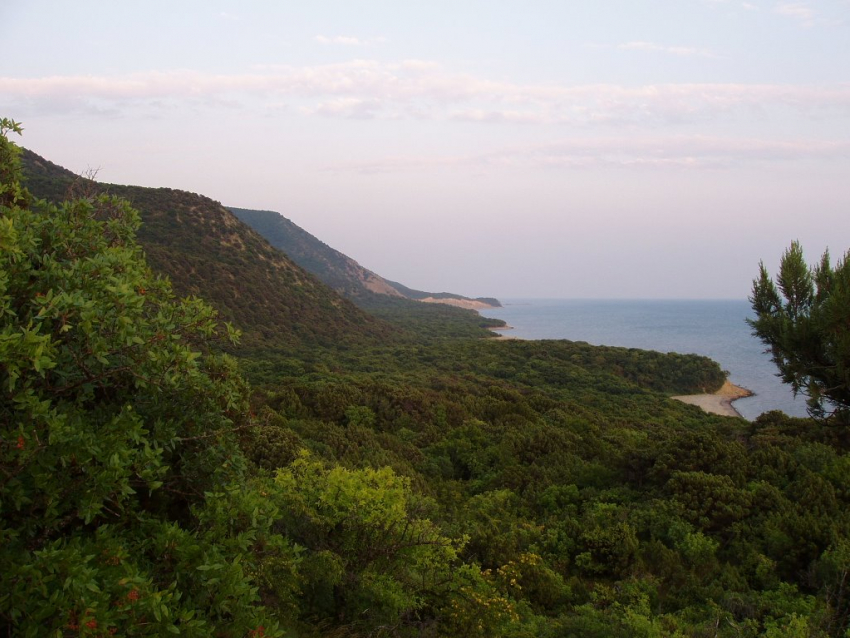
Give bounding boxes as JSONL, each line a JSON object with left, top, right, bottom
{"left": 19, "top": 148, "right": 394, "bottom": 351}
{"left": 228, "top": 206, "right": 501, "bottom": 309}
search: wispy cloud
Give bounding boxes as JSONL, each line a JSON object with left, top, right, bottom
{"left": 314, "top": 35, "right": 385, "bottom": 46}
{"left": 618, "top": 41, "right": 719, "bottom": 58}
{"left": 702, "top": 0, "right": 761, "bottom": 10}
{"left": 304, "top": 97, "right": 384, "bottom": 119}
{"left": 2, "top": 63, "right": 850, "bottom": 127}
{"left": 325, "top": 136, "right": 850, "bottom": 174}
{"left": 775, "top": 2, "right": 816, "bottom": 25}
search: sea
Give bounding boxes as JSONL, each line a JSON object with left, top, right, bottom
{"left": 479, "top": 299, "right": 809, "bottom": 421}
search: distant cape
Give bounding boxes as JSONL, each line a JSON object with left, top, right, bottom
{"left": 228, "top": 207, "right": 501, "bottom": 309}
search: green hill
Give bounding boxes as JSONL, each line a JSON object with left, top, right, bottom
{"left": 8, "top": 123, "right": 850, "bottom": 638}
{"left": 228, "top": 206, "right": 405, "bottom": 301}
{"left": 228, "top": 207, "right": 502, "bottom": 308}
{"left": 227, "top": 206, "right": 507, "bottom": 339}
{"left": 20, "top": 149, "right": 392, "bottom": 351}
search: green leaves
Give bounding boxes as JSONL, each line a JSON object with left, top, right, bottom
{"left": 750, "top": 242, "right": 850, "bottom": 424}
{"left": 7, "top": 117, "right": 850, "bottom": 637}
{"left": 777, "top": 242, "right": 814, "bottom": 319}
{"left": 0, "top": 122, "right": 284, "bottom": 636}
{"left": 270, "top": 453, "right": 462, "bottom": 632}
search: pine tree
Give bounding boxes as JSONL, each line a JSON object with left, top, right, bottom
{"left": 749, "top": 241, "right": 850, "bottom": 424}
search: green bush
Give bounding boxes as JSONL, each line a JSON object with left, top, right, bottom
{"left": 0, "top": 119, "right": 281, "bottom": 637}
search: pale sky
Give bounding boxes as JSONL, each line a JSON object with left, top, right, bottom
{"left": 2, "top": 0, "right": 849, "bottom": 299}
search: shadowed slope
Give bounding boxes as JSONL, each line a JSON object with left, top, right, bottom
{"left": 21, "top": 149, "right": 393, "bottom": 351}
{"left": 229, "top": 207, "right": 501, "bottom": 308}
{"left": 228, "top": 206, "right": 405, "bottom": 302}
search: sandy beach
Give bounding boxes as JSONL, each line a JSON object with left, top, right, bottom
{"left": 484, "top": 318, "right": 751, "bottom": 416}
{"left": 488, "top": 325, "right": 524, "bottom": 340}
{"left": 672, "top": 380, "right": 753, "bottom": 418}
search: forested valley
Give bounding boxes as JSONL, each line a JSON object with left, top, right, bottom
{"left": 3, "top": 119, "right": 850, "bottom": 637}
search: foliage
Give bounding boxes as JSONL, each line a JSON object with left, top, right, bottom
{"left": 229, "top": 207, "right": 503, "bottom": 310}
{"left": 750, "top": 241, "right": 850, "bottom": 424}
{"left": 226, "top": 206, "right": 507, "bottom": 340}
{"left": 244, "top": 345, "right": 850, "bottom": 635}
{"left": 0, "top": 122, "right": 281, "bottom": 636}
{"left": 11, "top": 120, "right": 850, "bottom": 637}
{"left": 22, "top": 149, "right": 506, "bottom": 350}
{"left": 361, "top": 294, "right": 506, "bottom": 340}
{"left": 269, "top": 453, "right": 464, "bottom": 634}
{"left": 20, "top": 149, "right": 394, "bottom": 353}
{"left": 0, "top": 119, "right": 30, "bottom": 209}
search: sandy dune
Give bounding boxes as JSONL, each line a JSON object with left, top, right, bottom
{"left": 420, "top": 297, "right": 498, "bottom": 310}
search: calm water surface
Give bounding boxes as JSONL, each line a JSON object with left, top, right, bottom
{"left": 480, "top": 299, "right": 808, "bottom": 421}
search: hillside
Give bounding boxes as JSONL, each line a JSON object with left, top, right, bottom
{"left": 7, "top": 124, "right": 850, "bottom": 638}
{"left": 20, "top": 149, "right": 392, "bottom": 351}
{"left": 228, "top": 207, "right": 502, "bottom": 309}
{"left": 228, "top": 206, "right": 404, "bottom": 301}
{"left": 384, "top": 278, "right": 502, "bottom": 309}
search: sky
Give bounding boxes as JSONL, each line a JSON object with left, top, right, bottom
{"left": 2, "top": 0, "right": 849, "bottom": 299}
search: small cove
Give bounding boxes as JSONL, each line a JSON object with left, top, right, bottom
{"left": 480, "top": 299, "right": 809, "bottom": 421}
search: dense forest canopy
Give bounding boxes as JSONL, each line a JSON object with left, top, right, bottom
{"left": 3, "top": 119, "right": 850, "bottom": 637}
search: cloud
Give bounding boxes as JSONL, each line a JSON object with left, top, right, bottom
{"left": 314, "top": 35, "right": 385, "bottom": 46}
{"left": 618, "top": 41, "right": 719, "bottom": 58}
{"left": 775, "top": 2, "right": 816, "bottom": 25}
{"left": 449, "top": 109, "right": 554, "bottom": 124}
{"left": 702, "top": 0, "right": 761, "bottom": 9}
{"left": 304, "top": 97, "right": 383, "bottom": 119}
{"left": 2, "top": 63, "right": 850, "bottom": 127}
{"left": 325, "top": 136, "right": 850, "bottom": 174}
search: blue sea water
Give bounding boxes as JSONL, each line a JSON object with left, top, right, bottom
{"left": 479, "top": 299, "right": 809, "bottom": 421}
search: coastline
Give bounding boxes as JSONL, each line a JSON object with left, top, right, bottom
{"left": 672, "top": 380, "right": 753, "bottom": 418}
{"left": 476, "top": 300, "right": 806, "bottom": 420}
{"left": 421, "top": 297, "right": 498, "bottom": 311}
{"left": 486, "top": 317, "right": 753, "bottom": 417}
{"left": 488, "top": 325, "right": 524, "bottom": 340}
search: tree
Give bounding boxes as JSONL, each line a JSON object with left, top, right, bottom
{"left": 0, "top": 119, "right": 283, "bottom": 636}
{"left": 749, "top": 241, "right": 850, "bottom": 425}
{"left": 270, "top": 452, "right": 465, "bottom": 634}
